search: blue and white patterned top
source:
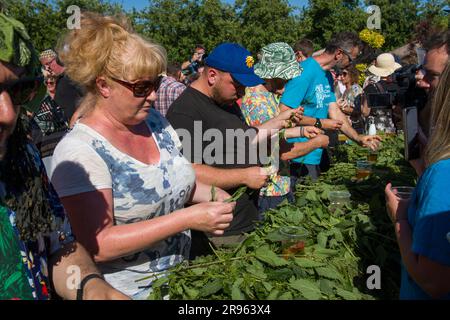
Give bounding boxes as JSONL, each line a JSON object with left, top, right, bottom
{"left": 51, "top": 108, "right": 196, "bottom": 299}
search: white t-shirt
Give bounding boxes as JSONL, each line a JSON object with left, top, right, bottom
{"left": 51, "top": 108, "right": 196, "bottom": 299}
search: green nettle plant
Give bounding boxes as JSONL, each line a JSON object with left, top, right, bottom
{"left": 142, "top": 134, "right": 416, "bottom": 300}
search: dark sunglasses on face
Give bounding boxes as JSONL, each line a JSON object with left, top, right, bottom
{"left": 110, "top": 76, "right": 162, "bottom": 97}
{"left": 0, "top": 76, "right": 44, "bottom": 106}
{"left": 339, "top": 48, "right": 353, "bottom": 63}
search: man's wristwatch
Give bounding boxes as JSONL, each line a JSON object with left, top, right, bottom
{"left": 314, "top": 118, "right": 322, "bottom": 129}
{"left": 76, "top": 274, "right": 104, "bottom": 300}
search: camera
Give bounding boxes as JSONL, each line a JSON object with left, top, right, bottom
{"left": 365, "top": 64, "right": 428, "bottom": 161}
{"left": 366, "top": 64, "right": 428, "bottom": 111}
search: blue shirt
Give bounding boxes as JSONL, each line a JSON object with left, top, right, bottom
{"left": 280, "top": 58, "right": 336, "bottom": 165}
{"left": 400, "top": 158, "right": 450, "bottom": 300}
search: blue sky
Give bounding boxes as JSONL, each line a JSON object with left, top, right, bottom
{"left": 109, "top": 0, "right": 309, "bottom": 12}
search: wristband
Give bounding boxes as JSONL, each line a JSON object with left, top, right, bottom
{"left": 300, "top": 126, "right": 305, "bottom": 137}
{"left": 76, "top": 274, "right": 104, "bottom": 300}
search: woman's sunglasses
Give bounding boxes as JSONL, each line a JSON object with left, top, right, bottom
{"left": 110, "top": 76, "right": 162, "bottom": 97}
{"left": 0, "top": 76, "right": 44, "bottom": 106}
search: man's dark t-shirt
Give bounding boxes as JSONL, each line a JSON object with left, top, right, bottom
{"left": 166, "top": 86, "right": 260, "bottom": 236}
{"left": 54, "top": 74, "right": 84, "bottom": 121}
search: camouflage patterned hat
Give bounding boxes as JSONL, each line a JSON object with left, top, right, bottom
{"left": 254, "top": 42, "right": 301, "bottom": 80}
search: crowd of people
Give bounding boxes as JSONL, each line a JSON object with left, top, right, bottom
{"left": 0, "top": 10, "right": 449, "bottom": 300}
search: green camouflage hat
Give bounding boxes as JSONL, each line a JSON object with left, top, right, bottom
{"left": 254, "top": 42, "right": 301, "bottom": 80}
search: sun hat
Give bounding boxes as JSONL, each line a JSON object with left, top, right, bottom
{"left": 253, "top": 42, "right": 301, "bottom": 80}
{"left": 205, "top": 43, "right": 264, "bottom": 87}
{"left": 368, "top": 53, "right": 402, "bottom": 77}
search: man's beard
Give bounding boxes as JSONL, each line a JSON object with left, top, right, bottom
{"left": 336, "top": 58, "right": 351, "bottom": 70}
{"left": 211, "top": 86, "right": 236, "bottom": 106}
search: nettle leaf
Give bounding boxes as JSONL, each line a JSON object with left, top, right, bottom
{"left": 310, "top": 215, "right": 322, "bottom": 226}
{"left": 296, "top": 196, "right": 308, "bottom": 207}
{"left": 335, "top": 287, "right": 361, "bottom": 300}
{"left": 266, "top": 268, "right": 294, "bottom": 281}
{"left": 313, "top": 247, "right": 340, "bottom": 258}
{"left": 319, "top": 279, "right": 336, "bottom": 297}
{"left": 317, "top": 232, "right": 328, "bottom": 248}
{"left": 287, "top": 209, "right": 304, "bottom": 225}
{"left": 306, "top": 190, "right": 318, "bottom": 202}
{"left": 262, "top": 281, "right": 273, "bottom": 292}
{"left": 246, "top": 260, "right": 267, "bottom": 279}
{"left": 191, "top": 267, "right": 208, "bottom": 276}
{"left": 278, "top": 291, "right": 293, "bottom": 300}
{"left": 315, "top": 266, "right": 343, "bottom": 281}
{"left": 231, "top": 278, "right": 245, "bottom": 300}
{"left": 294, "top": 257, "right": 326, "bottom": 268}
{"left": 267, "top": 289, "right": 280, "bottom": 300}
{"left": 332, "top": 230, "right": 344, "bottom": 243}
{"left": 200, "top": 279, "right": 223, "bottom": 297}
{"left": 289, "top": 278, "right": 322, "bottom": 300}
{"left": 150, "top": 276, "right": 169, "bottom": 288}
{"left": 182, "top": 284, "right": 200, "bottom": 299}
{"left": 255, "top": 245, "right": 289, "bottom": 267}
{"left": 329, "top": 215, "right": 342, "bottom": 226}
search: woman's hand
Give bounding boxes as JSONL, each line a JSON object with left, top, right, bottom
{"left": 187, "top": 202, "right": 236, "bottom": 236}
{"left": 385, "top": 183, "right": 410, "bottom": 223}
{"left": 358, "top": 134, "right": 382, "bottom": 151}
{"left": 337, "top": 98, "right": 347, "bottom": 109}
{"left": 338, "top": 98, "right": 354, "bottom": 115}
{"left": 303, "top": 126, "right": 323, "bottom": 138}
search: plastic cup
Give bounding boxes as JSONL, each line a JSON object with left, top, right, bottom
{"left": 329, "top": 190, "right": 351, "bottom": 206}
{"left": 338, "top": 133, "right": 347, "bottom": 143}
{"left": 279, "top": 226, "right": 309, "bottom": 257}
{"left": 367, "top": 150, "right": 378, "bottom": 163}
{"left": 356, "top": 160, "right": 372, "bottom": 179}
{"left": 391, "top": 186, "right": 414, "bottom": 200}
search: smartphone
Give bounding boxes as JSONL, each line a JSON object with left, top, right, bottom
{"left": 402, "top": 107, "right": 420, "bottom": 161}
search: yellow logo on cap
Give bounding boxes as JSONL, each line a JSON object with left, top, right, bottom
{"left": 246, "top": 56, "right": 254, "bottom": 68}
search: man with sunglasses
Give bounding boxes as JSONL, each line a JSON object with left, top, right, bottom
{"left": 39, "top": 49, "right": 84, "bottom": 127}
{"left": 279, "top": 31, "right": 382, "bottom": 182}
{"left": 0, "top": 13, "right": 128, "bottom": 300}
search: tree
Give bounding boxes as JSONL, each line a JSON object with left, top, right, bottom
{"left": 132, "top": 0, "right": 241, "bottom": 63}
{"left": 302, "top": 0, "right": 367, "bottom": 49}
{"left": 2, "top": 0, "right": 123, "bottom": 52}
{"left": 363, "top": 0, "right": 421, "bottom": 51}
{"left": 234, "top": 0, "right": 305, "bottom": 54}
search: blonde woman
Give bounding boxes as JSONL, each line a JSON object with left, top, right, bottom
{"left": 50, "top": 13, "right": 234, "bottom": 299}
{"left": 385, "top": 62, "right": 450, "bottom": 299}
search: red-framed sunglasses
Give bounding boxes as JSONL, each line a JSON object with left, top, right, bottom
{"left": 110, "top": 76, "right": 162, "bottom": 97}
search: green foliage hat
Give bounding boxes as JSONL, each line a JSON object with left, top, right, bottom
{"left": 0, "top": 13, "right": 39, "bottom": 72}
{"left": 254, "top": 42, "right": 301, "bottom": 80}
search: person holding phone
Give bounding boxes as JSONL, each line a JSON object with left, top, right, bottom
{"left": 385, "top": 61, "right": 450, "bottom": 300}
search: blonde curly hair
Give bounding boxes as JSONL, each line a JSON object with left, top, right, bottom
{"left": 58, "top": 12, "right": 167, "bottom": 115}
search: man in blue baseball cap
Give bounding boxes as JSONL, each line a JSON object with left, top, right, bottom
{"left": 167, "top": 43, "right": 302, "bottom": 254}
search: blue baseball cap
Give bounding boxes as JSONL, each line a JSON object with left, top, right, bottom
{"left": 205, "top": 43, "right": 264, "bottom": 87}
